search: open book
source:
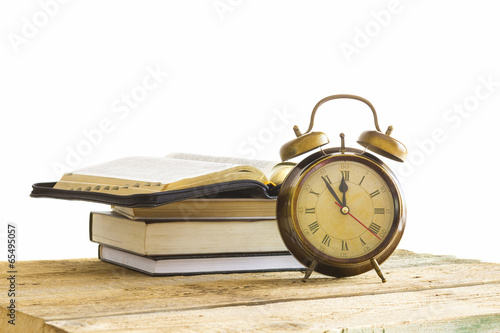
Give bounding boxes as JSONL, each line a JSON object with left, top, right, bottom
{"left": 32, "top": 153, "right": 295, "bottom": 206}
{"left": 53, "top": 153, "right": 293, "bottom": 194}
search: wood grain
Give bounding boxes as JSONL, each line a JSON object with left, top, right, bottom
{"left": 1, "top": 250, "right": 499, "bottom": 332}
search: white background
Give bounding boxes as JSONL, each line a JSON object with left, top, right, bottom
{"left": 1, "top": 0, "right": 499, "bottom": 263}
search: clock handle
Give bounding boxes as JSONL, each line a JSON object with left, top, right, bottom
{"left": 301, "top": 94, "right": 382, "bottom": 135}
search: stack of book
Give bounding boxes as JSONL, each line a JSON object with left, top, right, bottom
{"left": 32, "top": 153, "right": 303, "bottom": 276}
{"left": 92, "top": 198, "right": 303, "bottom": 275}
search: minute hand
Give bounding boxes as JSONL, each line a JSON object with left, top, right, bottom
{"left": 322, "top": 176, "right": 343, "bottom": 206}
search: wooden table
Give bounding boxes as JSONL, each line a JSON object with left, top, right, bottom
{"left": 1, "top": 250, "right": 499, "bottom": 332}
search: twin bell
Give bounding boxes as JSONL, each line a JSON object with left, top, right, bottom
{"left": 279, "top": 94, "right": 407, "bottom": 163}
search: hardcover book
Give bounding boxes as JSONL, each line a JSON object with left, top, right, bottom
{"left": 90, "top": 211, "right": 288, "bottom": 256}
{"left": 98, "top": 245, "right": 304, "bottom": 276}
{"left": 111, "top": 198, "right": 277, "bottom": 220}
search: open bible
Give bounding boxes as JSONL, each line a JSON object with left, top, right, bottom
{"left": 31, "top": 153, "right": 294, "bottom": 207}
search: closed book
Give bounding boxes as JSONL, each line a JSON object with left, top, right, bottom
{"left": 98, "top": 245, "right": 304, "bottom": 276}
{"left": 90, "top": 211, "right": 288, "bottom": 256}
{"left": 112, "top": 198, "right": 276, "bottom": 220}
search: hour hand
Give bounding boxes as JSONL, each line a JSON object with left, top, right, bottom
{"left": 321, "top": 176, "right": 343, "bottom": 206}
{"left": 339, "top": 173, "right": 348, "bottom": 207}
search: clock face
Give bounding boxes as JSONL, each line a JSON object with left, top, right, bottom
{"left": 290, "top": 153, "right": 400, "bottom": 264}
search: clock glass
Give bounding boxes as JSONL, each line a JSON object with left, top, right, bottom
{"left": 291, "top": 153, "right": 401, "bottom": 264}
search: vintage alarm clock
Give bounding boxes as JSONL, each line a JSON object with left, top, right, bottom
{"left": 277, "top": 94, "right": 407, "bottom": 282}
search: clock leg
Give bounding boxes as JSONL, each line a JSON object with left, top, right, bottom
{"left": 302, "top": 260, "right": 318, "bottom": 282}
{"left": 370, "top": 258, "right": 387, "bottom": 283}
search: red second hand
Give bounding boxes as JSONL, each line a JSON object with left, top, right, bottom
{"left": 334, "top": 202, "right": 381, "bottom": 240}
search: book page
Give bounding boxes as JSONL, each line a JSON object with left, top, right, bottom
{"left": 71, "top": 156, "right": 245, "bottom": 184}
{"left": 166, "top": 152, "right": 278, "bottom": 177}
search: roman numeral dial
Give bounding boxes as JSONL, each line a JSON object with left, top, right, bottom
{"left": 295, "top": 158, "right": 395, "bottom": 260}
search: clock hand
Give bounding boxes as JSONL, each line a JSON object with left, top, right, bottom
{"left": 339, "top": 173, "right": 348, "bottom": 207}
{"left": 321, "top": 176, "right": 343, "bottom": 207}
{"left": 334, "top": 202, "right": 381, "bottom": 240}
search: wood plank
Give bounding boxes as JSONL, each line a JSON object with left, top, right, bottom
{"left": 1, "top": 250, "right": 499, "bottom": 332}
{"left": 47, "top": 285, "right": 500, "bottom": 333}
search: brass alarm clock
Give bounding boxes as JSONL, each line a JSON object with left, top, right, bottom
{"left": 277, "top": 94, "right": 407, "bottom": 282}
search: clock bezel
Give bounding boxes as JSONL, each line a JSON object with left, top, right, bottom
{"left": 277, "top": 147, "right": 406, "bottom": 278}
